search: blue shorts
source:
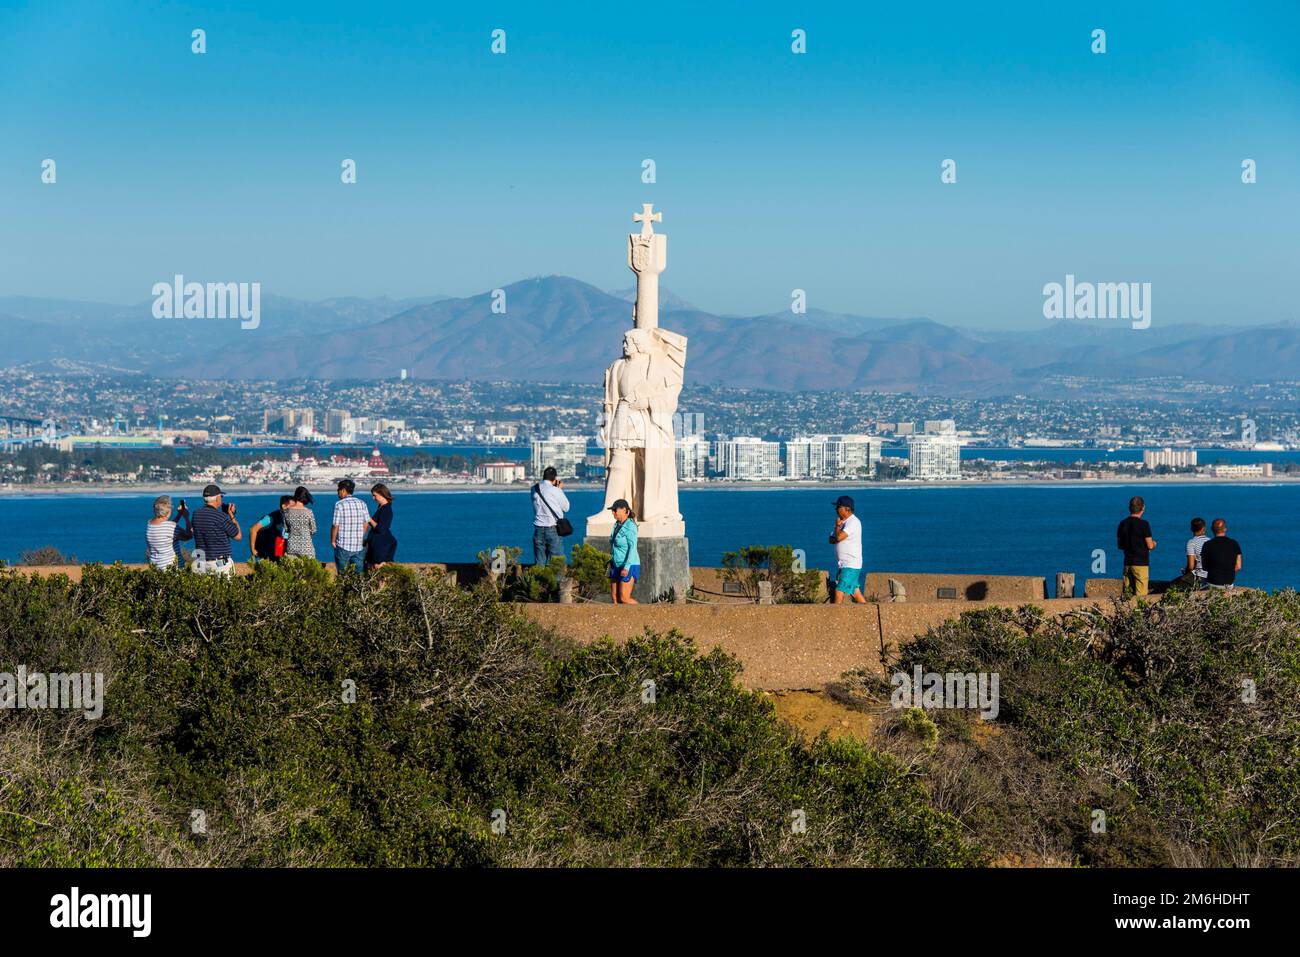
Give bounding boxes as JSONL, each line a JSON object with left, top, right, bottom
{"left": 611, "top": 564, "right": 641, "bottom": 583}
{"left": 835, "top": 567, "right": 862, "bottom": 593}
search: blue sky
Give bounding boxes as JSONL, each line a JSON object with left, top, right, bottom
{"left": 1, "top": 0, "right": 1297, "bottom": 327}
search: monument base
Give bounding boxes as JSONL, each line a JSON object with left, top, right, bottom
{"left": 583, "top": 535, "right": 691, "bottom": 604}
{"left": 585, "top": 517, "right": 686, "bottom": 539}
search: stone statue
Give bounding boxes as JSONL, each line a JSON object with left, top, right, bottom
{"left": 585, "top": 204, "right": 688, "bottom": 540}
{"left": 586, "top": 326, "right": 687, "bottom": 537}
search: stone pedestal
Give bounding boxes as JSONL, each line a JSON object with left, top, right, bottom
{"left": 584, "top": 535, "right": 691, "bottom": 604}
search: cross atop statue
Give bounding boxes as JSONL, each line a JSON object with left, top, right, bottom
{"left": 633, "top": 203, "right": 662, "bottom": 238}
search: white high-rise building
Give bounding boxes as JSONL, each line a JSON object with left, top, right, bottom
{"left": 906, "top": 423, "right": 961, "bottom": 480}
{"left": 674, "top": 412, "right": 704, "bottom": 440}
{"left": 785, "top": 434, "right": 882, "bottom": 480}
{"left": 1143, "top": 447, "right": 1197, "bottom": 469}
{"left": 531, "top": 435, "right": 587, "bottom": 479}
{"left": 784, "top": 437, "right": 823, "bottom": 479}
{"left": 716, "top": 437, "right": 781, "bottom": 481}
{"left": 675, "top": 435, "right": 711, "bottom": 481}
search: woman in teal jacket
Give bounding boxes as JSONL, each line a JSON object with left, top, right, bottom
{"left": 608, "top": 498, "right": 640, "bottom": 604}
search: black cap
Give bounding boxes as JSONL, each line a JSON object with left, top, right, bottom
{"left": 609, "top": 499, "right": 631, "bottom": 512}
{"left": 833, "top": 495, "right": 855, "bottom": 510}
{"left": 202, "top": 484, "right": 222, "bottom": 498}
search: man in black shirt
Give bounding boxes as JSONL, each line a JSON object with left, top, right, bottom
{"left": 1200, "top": 518, "right": 1243, "bottom": 590}
{"left": 1116, "top": 495, "right": 1157, "bottom": 597}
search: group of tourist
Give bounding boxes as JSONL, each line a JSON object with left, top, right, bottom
{"left": 1117, "top": 495, "right": 1244, "bottom": 596}
{"left": 146, "top": 476, "right": 1246, "bottom": 602}
{"left": 145, "top": 479, "right": 397, "bottom": 575}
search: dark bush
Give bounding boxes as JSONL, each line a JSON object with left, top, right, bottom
{"left": 18, "top": 545, "right": 77, "bottom": 566}
{"left": 842, "top": 590, "right": 1300, "bottom": 866}
{"left": 0, "top": 563, "right": 979, "bottom": 867}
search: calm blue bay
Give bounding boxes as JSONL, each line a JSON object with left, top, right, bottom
{"left": 2, "top": 483, "right": 1295, "bottom": 593}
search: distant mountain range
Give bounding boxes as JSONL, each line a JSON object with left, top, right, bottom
{"left": 2, "top": 278, "right": 1296, "bottom": 394}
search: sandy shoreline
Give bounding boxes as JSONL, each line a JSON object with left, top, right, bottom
{"left": 1, "top": 476, "right": 1297, "bottom": 497}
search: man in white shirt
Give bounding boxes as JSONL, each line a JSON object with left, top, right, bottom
{"left": 532, "top": 466, "right": 571, "bottom": 565}
{"left": 828, "top": 495, "right": 866, "bottom": 603}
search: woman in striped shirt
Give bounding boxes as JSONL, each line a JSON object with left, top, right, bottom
{"left": 145, "top": 495, "right": 193, "bottom": 569}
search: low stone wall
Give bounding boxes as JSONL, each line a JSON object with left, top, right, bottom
{"left": 521, "top": 597, "right": 1112, "bottom": 690}
{"left": 1085, "top": 578, "right": 1123, "bottom": 599}
{"left": 12, "top": 561, "right": 1055, "bottom": 605}
{"left": 861, "top": 572, "right": 1047, "bottom": 603}
{"left": 687, "top": 566, "right": 830, "bottom": 603}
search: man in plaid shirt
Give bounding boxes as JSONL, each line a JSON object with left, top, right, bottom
{"left": 331, "top": 478, "right": 371, "bottom": 573}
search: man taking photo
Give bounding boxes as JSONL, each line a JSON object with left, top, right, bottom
{"left": 191, "top": 483, "right": 241, "bottom": 576}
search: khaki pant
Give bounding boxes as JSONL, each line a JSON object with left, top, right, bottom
{"left": 1123, "top": 564, "right": 1149, "bottom": 597}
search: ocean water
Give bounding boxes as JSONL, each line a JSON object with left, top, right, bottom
{"left": 1, "top": 483, "right": 1294, "bottom": 592}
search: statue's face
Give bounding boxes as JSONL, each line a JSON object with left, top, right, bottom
{"left": 623, "top": 330, "right": 649, "bottom": 357}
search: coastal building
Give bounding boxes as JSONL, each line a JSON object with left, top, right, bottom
{"left": 287, "top": 450, "right": 389, "bottom": 484}
{"left": 349, "top": 417, "right": 406, "bottom": 435}
{"left": 476, "top": 461, "right": 527, "bottom": 483}
{"left": 674, "top": 412, "right": 704, "bottom": 440}
{"left": 715, "top": 437, "right": 781, "bottom": 481}
{"left": 785, "top": 434, "right": 882, "bottom": 480}
{"left": 324, "top": 408, "right": 350, "bottom": 436}
{"left": 1143, "top": 447, "right": 1197, "bottom": 469}
{"left": 263, "top": 408, "right": 315, "bottom": 434}
{"left": 531, "top": 435, "right": 587, "bottom": 479}
{"left": 675, "top": 435, "right": 711, "bottom": 481}
{"left": 907, "top": 423, "right": 961, "bottom": 480}
{"left": 1205, "top": 463, "right": 1273, "bottom": 478}
{"left": 483, "top": 423, "right": 520, "bottom": 443}
{"left": 57, "top": 435, "right": 164, "bottom": 451}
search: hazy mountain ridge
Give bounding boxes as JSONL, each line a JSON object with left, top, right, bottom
{"left": 1, "top": 279, "right": 1295, "bottom": 394}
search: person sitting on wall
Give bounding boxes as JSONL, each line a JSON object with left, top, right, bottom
{"left": 1200, "top": 517, "right": 1243, "bottom": 592}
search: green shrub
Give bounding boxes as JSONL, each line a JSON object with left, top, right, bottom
{"left": 720, "top": 545, "right": 823, "bottom": 603}
{"left": 0, "top": 563, "right": 978, "bottom": 867}
{"left": 847, "top": 590, "right": 1300, "bottom": 866}
{"left": 567, "top": 542, "right": 611, "bottom": 601}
